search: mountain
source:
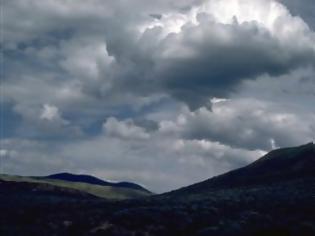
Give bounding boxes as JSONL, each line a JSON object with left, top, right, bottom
{"left": 1, "top": 143, "right": 315, "bottom": 236}
{"left": 0, "top": 173, "right": 151, "bottom": 200}
{"left": 44, "top": 173, "right": 150, "bottom": 193}
{"left": 166, "top": 142, "right": 315, "bottom": 196}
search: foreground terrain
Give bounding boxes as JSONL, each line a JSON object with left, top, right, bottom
{"left": 1, "top": 143, "right": 315, "bottom": 235}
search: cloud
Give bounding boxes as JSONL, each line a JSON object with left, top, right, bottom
{"left": 40, "top": 104, "right": 63, "bottom": 122}
{"left": 141, "top": 0, "right": 315, "bottom": 108}
{"left": 3, "top": 0, "right": 315, "bottom": 113}
{"left": 59, "top": 39, "right": 114, "bottom": 81}
{"left": 103, "top": 117, "right": 150, "bottom": 140}
{"left": 152, "top": 68, "right": 315, "bottom": 151}
{"left": 280, "top": 0, "right": 315, "bottom": 30}
{"left": 84, "top": 0, "right": 315, "bottom": 109}
{"left": 0, "top": 139, "right": 68, "bottom": 175}
{"left": 0, "top": 149, "right": 13, "bottom": 158}
{"left": 176, "top": 99, "right": 314, "bottom": 150}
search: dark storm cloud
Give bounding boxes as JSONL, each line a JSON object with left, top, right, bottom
{"left": 83, "top": 0, "right": 315, "bottom": 109}
{"left": 154, "top": 19, "right": 315, "bottom": 108}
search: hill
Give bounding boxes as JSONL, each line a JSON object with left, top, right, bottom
{"left": 165, "top": 142, "right": 315, "bottom": 196}
{"left": 44, "top": 172, "right": 150, "bottom": 193}
{"left": 0, "top": 173, "right": 151, "bottom": 200}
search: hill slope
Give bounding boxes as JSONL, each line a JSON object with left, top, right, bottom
{"left": 0, "top": 173, "right": 151, "bottom": 200}
{"left": 45, "top": 172, "right": 150, "bottom": 193}
{"left": 165, "top": 142, "right": 315, "bottom": 196}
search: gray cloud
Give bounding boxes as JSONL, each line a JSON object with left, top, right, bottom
{"left": 103, "top": 0, "right": 315, "bottom": 109}
{"left": 103, "top": 117, "right": 150, "bottom": 140}
{"left": 179, "top": 99, "right": 314, "bottom": 150}
{"left": 3, "top": 0, "right": 315, "bottom": 113}
{"left": 154, "top": 19, "right": 315, "bottom": 108}
{"left": 156, "top": 68, "right": 315, "bottom": 151}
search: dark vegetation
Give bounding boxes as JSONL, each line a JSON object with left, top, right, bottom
{"left": 1, "top": 143, "right": 315, "bottom": 236}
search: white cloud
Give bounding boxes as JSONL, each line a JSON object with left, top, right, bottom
{"left": 141, "top": 0, "right": 307, "bottom": 40}
{"left": 59, "top": 38, "right": 115, "bottom": 82}
{"left": 103, "top": 117, "right": 150, "bottom": 140}
{"left": 161, "top": 97, "right": 315, "bottom": 150}
{"left": 40, "top": 104, "right": 62, "bottom": 121}
{"left": 0, "top": 149, "right": 9, "bottom": 157}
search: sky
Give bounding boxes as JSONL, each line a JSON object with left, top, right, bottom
{"left": 1, "top": 0, "right": 315, "bottom": 193}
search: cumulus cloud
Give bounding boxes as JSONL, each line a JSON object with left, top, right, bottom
{"left": 150, "top": 68, "right": 315, "bottom": 152}
{"left": 103, "top": 117, "right": 150, "bottom": 140}
{"left": 166, "top": 98, "right": 315, "bottom": 150}
{"left": 141, "top": 0, "right": 315, "bottom": 107}
{"left": 40, "top": 104, "right": 63, "bottom": 122}
{"left": 3, "top": 0, "right": 315, "bottom": 111}
{"left": 60, "top": 40, "right": 114, "bottom": 81}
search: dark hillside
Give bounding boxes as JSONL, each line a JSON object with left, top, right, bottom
{"left": 166, "top": 142, "right": 315, "bottom": 196}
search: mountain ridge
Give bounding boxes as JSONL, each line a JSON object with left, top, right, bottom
{"left": 165, "top": 142, "right": 315, "bottom": 196}
{"left": 0, "top": 173, "right": 151, "bottom": 200}
{"left": 44, "top": 172, "right": 151, "bottom": 193}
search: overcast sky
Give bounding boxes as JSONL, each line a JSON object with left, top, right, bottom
{"left": 1, "top": 0, "right": 315, "bottom": 192}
